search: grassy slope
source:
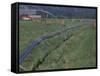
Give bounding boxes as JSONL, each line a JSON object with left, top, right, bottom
{"left": 35, "top": 25, "right": 96, "bottom": 70}
{"left": 34, "top": 27, "right": 96, "bottom": 69}
{"left": 19, "top": 19, "right": 96, "bottom": 71}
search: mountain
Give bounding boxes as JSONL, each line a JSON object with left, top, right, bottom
{"left": 19, "top": 5, "right": 96, "bottom": 19}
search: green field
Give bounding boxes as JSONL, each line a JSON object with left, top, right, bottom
{"left": 19, "top": 19, "right": 96, "bottom": 71}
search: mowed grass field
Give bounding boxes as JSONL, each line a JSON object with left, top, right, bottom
{"left": 19, "top": 19, "right": 96, "bottom": 71}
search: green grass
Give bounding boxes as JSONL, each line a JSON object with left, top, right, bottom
{"left": 63, "top": 26, "right": 96, "bottom": 68}
{"left": 19, "top": 19, "right": 96, "bottom": 71}
{"left": 19, "top": 20, "right": 64, "bottom": 54}
{"left": 34, "top": 25, "right": 96, "bottom": 70}
{"left": 19, "top": 19, "right": 76, "bottom": 54}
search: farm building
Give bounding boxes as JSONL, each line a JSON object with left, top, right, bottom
{"left": 20, "top": 14, "right": 41, "bottom": 20}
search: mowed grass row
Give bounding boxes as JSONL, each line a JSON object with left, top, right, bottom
{"left": 19, "top": 19, "right": 96, "bottom": 71}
